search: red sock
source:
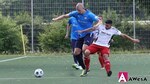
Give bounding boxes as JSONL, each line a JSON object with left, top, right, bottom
{"left": 98, "top": 55, "right": 105, "bottom": 68}
{"left": 104, "top": 60, "right": 111, "bottom": 72}
{"left": 84, "top": 57, "right": 90, "bottom": 70}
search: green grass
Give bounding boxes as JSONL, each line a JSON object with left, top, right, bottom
{"left": 0, "top": 53, "right": 149, "bottom": 84}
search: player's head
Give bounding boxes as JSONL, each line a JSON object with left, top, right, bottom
{"left": 76, "top": 3, "right": 85, "bottom": 14}
{"left": 105, "top": 20, "right": 112, "bottom": 29}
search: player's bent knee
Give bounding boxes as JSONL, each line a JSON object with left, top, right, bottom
{"left": 84, "top": 49, "right": 90, "bottom": 56}
{"left": 74, "top": 48, "right": 81, "bottom": 55}
{"left": 74, "top": 51, "right": 81, "bottom": 55}
{"left": 82, "top": 44, "right": 88, "bottom": 52}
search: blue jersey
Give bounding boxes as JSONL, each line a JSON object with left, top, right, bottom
{"left": 68, "top": 17, "right": 82, "bottom": 40}
{"left": 69, "top": 10, "right": 99, "bottom": 37}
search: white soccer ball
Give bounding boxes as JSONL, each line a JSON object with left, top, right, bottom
{"left": 34, "top": 68, "right": 44, "bottom": 78}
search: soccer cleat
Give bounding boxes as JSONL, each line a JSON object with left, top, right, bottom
{"left": 107, "top": 71, "right": 112, "bottom": 77}
{"left": 72, "top": 64, "right": 79, "bottom": 70}
{"left": 78, "top": 66, "right": 83, "bottom": 70}
{"left": 80, "top": 69, "right": 88, "bottom": 77}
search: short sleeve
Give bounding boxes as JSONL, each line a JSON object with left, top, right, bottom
{"left": 114, "top": 28, "right": 122, "bottom": 35}
{"left": 89, "top": 13, "right": 99, "bottom": 22}
{"left": 116, "top": 30, "right": 122, "bottom": 35}
{"left": 69, "top": 11, "right": 78, "bottom": 17}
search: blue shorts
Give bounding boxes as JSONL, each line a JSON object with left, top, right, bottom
{"left": 75, "top": 33, "right": 94, "bottom": 49}
{"left": 71, "top": 39, "right": 77, "bottom": 52}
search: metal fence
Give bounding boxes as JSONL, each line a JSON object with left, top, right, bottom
{"left": 0, "top": 0, "right": 149, "bottom": 52}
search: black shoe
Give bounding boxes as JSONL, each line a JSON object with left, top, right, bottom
{"left": 107, "top": 71, "right": 112, "bottom": 77}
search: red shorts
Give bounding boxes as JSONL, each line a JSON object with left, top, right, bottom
{"left": 87, "top": 44, "right": 110, "bottom": 56}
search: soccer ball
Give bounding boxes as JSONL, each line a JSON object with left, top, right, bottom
{"left": 34, "top": 68, "right": 44, "bottom": 78}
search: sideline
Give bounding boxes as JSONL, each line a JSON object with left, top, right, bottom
{"left": 0, "top": 56, "right": 28, "bottom": 63}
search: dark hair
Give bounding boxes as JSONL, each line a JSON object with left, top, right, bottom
{"left": 105, "top": 20, "right": 112, "bottom": 24}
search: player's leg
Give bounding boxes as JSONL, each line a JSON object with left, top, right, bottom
{"left": 80, "top": 44, "right": 89, "bottom": 77}
{"left": 71, "top": 39, "right": 80, "bottom": 69}
{"left": 80, "top": 44, "right": 99, "bottom": 77}
{"left": 83, "top": 44, "right": 90, "bottom": 71}
{"left": 103, "top": 54, "right": 112, "bottom": 77}
{"left": 100, "top": 47, "right": 112, "bottom": 77}
{"left": 74, "top": 38, "right": 85, "bottom": 70}
{"left": 98, "top": 52, "right": 105, "bottom": 69}
{"left": 80, "top": 34, "right": 96, "bottom": 77}
{"left": 82, "top": 33, "right": 94, "bottom": 71}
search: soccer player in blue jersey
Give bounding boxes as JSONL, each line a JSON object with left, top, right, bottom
{"left": 52, "top": 3, "right": 102, "bottom": 77}
{"left": 65, "top": 17, "right": 82, "bottom": 70}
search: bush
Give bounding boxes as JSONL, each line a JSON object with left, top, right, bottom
{"left": 38, "top": 19, "right": 70, "bottom": 52}
{"left": 0, "top": 13, "right": 28, "bottom": 53}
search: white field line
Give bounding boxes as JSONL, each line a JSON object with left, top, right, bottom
{"left": 0, "top": 56, "right": 28, "bottom": 63}
{"left": 0, "top": 55, "right": 59, "bottom": 63}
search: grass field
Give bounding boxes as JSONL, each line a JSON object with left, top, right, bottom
{"left": 0, "top": 53, "right": 149, "bottom": 84}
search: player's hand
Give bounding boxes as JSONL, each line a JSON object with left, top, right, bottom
{"left": 64, "top": 35, "right": 69, "bottom": 39}
{"left": 52, "top": 18, "right": 57, "bottom": 21}
{"left": 133, "top": 39, "right": 140, "bottom": 43}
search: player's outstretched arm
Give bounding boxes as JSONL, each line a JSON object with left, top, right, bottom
{"left": 77, "top": 26, "right": 98, "bottom": 33}
{"left": 77, "top": 20, "right": 102, "bottom": 33}
{"left": 120, "top": 33, "right": 140, "bottom": 43}
{"left": 52, "top": 14, "right": 70, "bottom": 21}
